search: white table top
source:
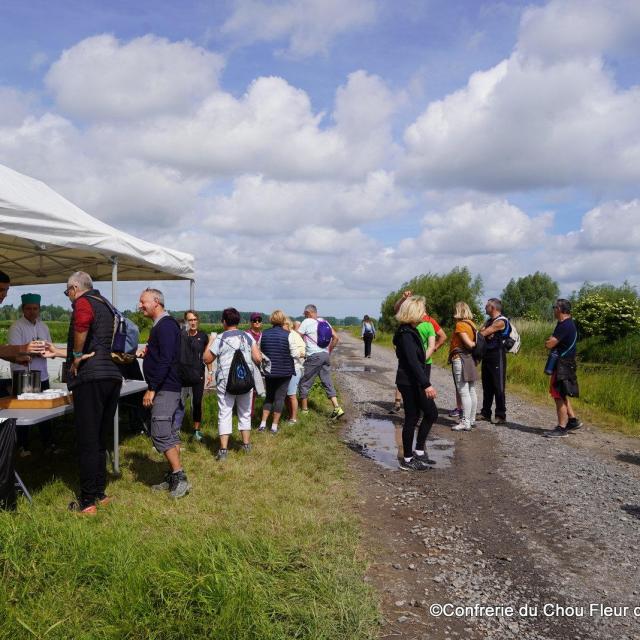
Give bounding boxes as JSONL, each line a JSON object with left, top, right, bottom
{"left": 0, "top": 378, "right": 148, "bottom": 425}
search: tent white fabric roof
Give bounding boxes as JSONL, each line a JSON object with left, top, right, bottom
{"left": 0, "top": 164, "right": 195, "bottom": 285}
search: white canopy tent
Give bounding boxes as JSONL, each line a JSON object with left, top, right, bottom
{"left": 0, "top": 163, "right": 197, "bottom": 474}
{"left": 0, "top": 163, "right": 196, "bottom": 307}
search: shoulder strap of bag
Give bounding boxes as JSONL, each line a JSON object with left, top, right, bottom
{"left": 560, "top": 329, "right": 577, "bottom": 357}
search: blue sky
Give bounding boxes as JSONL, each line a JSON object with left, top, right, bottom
{"left": 1, "top": 0, "right": 639, "bottom": 317}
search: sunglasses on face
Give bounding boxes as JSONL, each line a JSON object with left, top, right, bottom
{"left": 252, "top": 318, "right": 262, "bottom": 323}
{"left": 63, "top": 285, "right": 75, "bottom": 296}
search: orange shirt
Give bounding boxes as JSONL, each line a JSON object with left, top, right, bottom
{"left": 449, "top": 320, "right": 476, "bottom": 358}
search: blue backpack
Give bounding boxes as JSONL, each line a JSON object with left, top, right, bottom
{"left": 316, "top": 318, "right": 333, "bottom": 349}
{"left": 88, "top": 295, "right": 140, "bottom": 364}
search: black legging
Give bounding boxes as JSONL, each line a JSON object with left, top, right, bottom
{"left": 397, "top": 384, "right": 438, "bottom": 457}
{"left": 263, "top": 376, "right": 292, "bottom": 413}
{"left": 188, "top": 375, "right": 205, "bottom": 423}
{"left": 363, "top": 334, "right": 373, "bottom": 357}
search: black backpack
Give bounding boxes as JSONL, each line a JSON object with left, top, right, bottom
{"left": 225, "top": 336, "right": 255, "bottom": 395}
{"left": 463, "top": 320, "right": 486, "bottom": 362}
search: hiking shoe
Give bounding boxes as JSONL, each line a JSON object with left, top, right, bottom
{"left": 68, "top": 499, "right": 97, "bottom": 515}
{"left": 95, "top": 494, "right": 112, "bottom": 506}
{"left": 301, "top": 409, "right": 309, "bottom": 415}
{"left": 451, "top": 423, "right": 470, "bottom": 432}
{"left": 270, "top": 427, "right": 278, "bottom": 434}
{"left": 169, "top": 471, "right": 191, "bottom": 499}
{"left": 399, "top": 458, "right": 431, "bottom": 471}
{"left": 494, "top": 416, "right": 507, "bottom": 425}
{"left": 241, "top": 443, "right": 252, "bottom": 453}
{"left": 448, "top": 407, "right": 461, "bottom": 418}
{"left": 193, "top": 430, "right": 204, "bottom": 442}
{"left": 476, "top": 413, "right": 491, "bottom": 422}
{"left": 413, "top": 451, "right": 436, "bottom": 465}
{"left": 216, "top": 449, "right": 228, "bottom": 461}
{"left": 389, "top": 403, "right": 402, "bottom": 414}
{"left": 544, "top": 426, "right": 568, "bottom": 438}
{"left": 257, "top": 425, "right": 266, "bottom": 432}
{"left": 287, "top": 419, "right": 297, "bottom": 425}
{"left": 152, "top": 472, "right": 171, "bottom": 491}
{"left": 330, "top": 407, "right": 345, "bottom": 420}
{"left": 566, "top": 418, "right": 583, "bottom": 432}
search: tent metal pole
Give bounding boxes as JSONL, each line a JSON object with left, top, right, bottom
{"left": 190, "top": 279, "right": 195, "bottom": 310}
{"left": 110, "top": 255, "right": 120, "bottom": 475}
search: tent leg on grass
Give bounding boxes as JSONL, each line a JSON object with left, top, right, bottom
{"left": 14, "top": 471, "right": 32, "bottom": 503}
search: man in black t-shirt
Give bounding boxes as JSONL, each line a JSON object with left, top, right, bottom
{"left": 544, "top": 299, "right": 582, "bottom": 438}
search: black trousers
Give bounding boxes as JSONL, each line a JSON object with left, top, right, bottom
{"left": 263, "top": 376, "right": 291, "bottom": 414}
{"left": 397, "top": 384, "right": 438, "bottom": 457}
{"left": 73, "top": 379, "right": 122, "bottom": 504}
{"left": 16, "top": 379, "right": 52, "bottom": 450}
{"left": 363, "top": 334, "right": 373, "bottom": 357}
{"left": 0, "top": 418, "right": 17, "bottom": 510}
{"left": 481, "top": 349, "right": 507, "bottom": 419}
{"left": 188, "top": 375, "right": 206, "bottom": 423}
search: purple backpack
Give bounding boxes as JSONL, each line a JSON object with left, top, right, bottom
{"left": 316, "top": 318, "right": 333, "bottom": 348}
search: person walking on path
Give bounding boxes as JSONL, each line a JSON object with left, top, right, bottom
{"left": 139, "top": 288, "right": 191, "bottom": 499}
{"left": 283, "top": 318, "right": 305, "bottom": 424}
{"left": 297, "top": 304, "right": 344, "bottom": 420}
{"left": 204, "top": 307, "right": 262, "bottom": 460}
{"left": 174, "top": 310, "right": 211, "bottom": 442}
{"left": 544, "top": 299, "right": 582, "bottom": 438}
{"left": 447, "top": 302, "right": 478, "bottom": 432}
{"left": 393, "top": 295, "right": 438, "bottom": 471}
{"left": 9, "top": 293, "right": 60, "bottom": 456}
{"left": 258, "top": 310, "right": 294, "bottom": 433}
{"left": 361, "top": 315, "right": 376, "bottom": 358}
{"left": 478, "top": 298, "right": 509, "bottom": 424}
{"left": 64, "top": 271, "right": 123, "bottom": 513}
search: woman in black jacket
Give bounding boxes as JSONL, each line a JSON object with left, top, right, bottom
{"left": 393, "top": 295, "right": 438, "bottom": 471}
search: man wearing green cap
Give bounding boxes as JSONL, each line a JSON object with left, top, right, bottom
{"left": 8, "top": 292, "right": 58, "bottom": 456}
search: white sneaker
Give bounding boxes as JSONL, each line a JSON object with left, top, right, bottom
{"left": 451, "top": 423, "right": 470, "bottom": 431}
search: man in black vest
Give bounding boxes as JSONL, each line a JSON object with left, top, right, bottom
{"left": 478, "top": 298, "right": 508, "bottom": 424}
{"left": 64, "top": 271, "right": 123, "bottom": 514}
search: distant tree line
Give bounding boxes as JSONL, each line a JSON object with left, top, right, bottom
{"left": 378, "top": 268, "right": 639, "bottom": 340}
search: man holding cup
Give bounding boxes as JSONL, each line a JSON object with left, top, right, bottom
{"left": 8, "top": 293, "right": 58, "bottom": 456}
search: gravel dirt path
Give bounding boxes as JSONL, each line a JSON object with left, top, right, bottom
{"left": 333, "top": 331, "right": 640, "bottom": 640}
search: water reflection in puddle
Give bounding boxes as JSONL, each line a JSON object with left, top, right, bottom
{"left": 346, "top": 417, "right": 454, "bottom": 470}
{"left": 338, "top": 365, "right": 377, "bottom": 373}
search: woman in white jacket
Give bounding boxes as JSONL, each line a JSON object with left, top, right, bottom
{"left": 283, "top": 317, "right": 306, "bottom": 424}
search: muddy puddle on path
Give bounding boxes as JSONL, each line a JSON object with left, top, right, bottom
{"left": 337, "top": 365, "right": 378, "bottom": 372}
{"left": 345, "top": 417, "right": 455, "bottom": 470}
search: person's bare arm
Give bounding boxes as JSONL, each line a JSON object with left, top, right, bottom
{"left": 69, "top": 330, "right": 89, "bottom": 377}
{"left": 329, "top": 327, "right": 340, "bottom": 353}
{"left": 479, "top": 319, "right": 505, "bottom": 337}
{"left": 434, "top": 328, "right": 447, "bottom": 351}
{"left": 0, "top": 341, "right": 45, "bottom": 361}
{"left": 459, "top": 331, "right": 476, "bottom": 349}
{"left": 424, "top": 335, "right": 436, "bottom": 361}
{"left": 393, "top": 290, "right": 413, "bottom": 314}
{"left": 545, "top": 336, "right": 559, "bottom": 350}
{"left": 251, "top": 343, "right": 262, "bottom": 365}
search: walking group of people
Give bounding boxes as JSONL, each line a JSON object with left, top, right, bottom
{"left": 0, "top": 269, "right": 346, "bottom": 512}
{"left": 390, "top": 291, "right": 582, "bottom": 471}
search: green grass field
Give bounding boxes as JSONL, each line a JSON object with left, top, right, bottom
{"left": 0, "top": 384, "right": 379, "bottom": 640}
{"left": 355, "top": 320, "right": 640, "bottom": 433}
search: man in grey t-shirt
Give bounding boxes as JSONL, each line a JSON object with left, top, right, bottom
{"left": 297, "top": 304, "right": 344, "bottom": 420}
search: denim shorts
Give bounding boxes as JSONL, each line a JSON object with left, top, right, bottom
{"left": 287, "top": 371, "right": 301, "bottom": 396}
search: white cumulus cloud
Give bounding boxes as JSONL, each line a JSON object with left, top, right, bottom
{"left": 45, "top": 34, "right": 224, "bottom": 120}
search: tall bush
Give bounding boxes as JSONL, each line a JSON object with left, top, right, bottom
{"left": 379, "top": 267, "right": 483, "bottom": 331}
{"left": 572, "top": 294, "right": 640, "bottom": 340}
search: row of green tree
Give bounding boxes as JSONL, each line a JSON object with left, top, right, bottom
{"left": 378, "top": 268, "right": 640, "bottom": 340}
